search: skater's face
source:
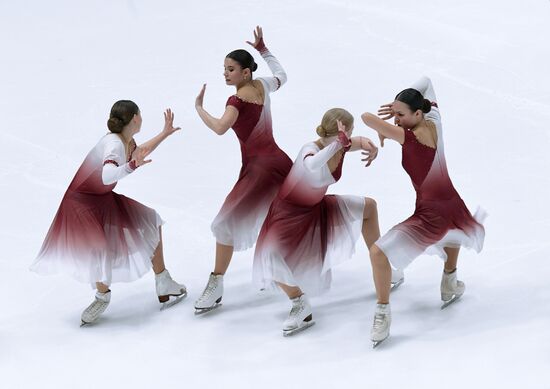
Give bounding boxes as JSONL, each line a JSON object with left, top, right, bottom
{"left": 392, "top": 100, "right": 422, "bottom": 130}
{"left": 223, "top": 58, "right": 250, "bottom": 86}
{"left": 131, "top": 112, "right": 142, "bottom": 134}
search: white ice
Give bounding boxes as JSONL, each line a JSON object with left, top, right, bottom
{"left": 1, "top": 1, "right": 549, "bottom": 388}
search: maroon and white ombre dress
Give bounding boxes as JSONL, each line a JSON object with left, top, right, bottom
{"left": 376, "top": 77, "right": 486, "bottom": 270}
{"left": 211, "top": 49, "right": 292, "bottom": 251}
{"left": 31, "top": 133, "right": 163, "bottom": 285}
{"left": 253, "top": 140, "right": 366, "bottom": 295}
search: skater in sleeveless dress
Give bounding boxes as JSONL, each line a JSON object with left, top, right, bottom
{"left": 31, "top": 101, "right": 187, "bottom": 325}
{"left": 194, "top": 26, "right": 292, "bottom": 314}
{"left": 361, "top": 77, "right": 486, "bottom": 346}
{"left": 253, "top": 108, "right": 381, "bottom": 336}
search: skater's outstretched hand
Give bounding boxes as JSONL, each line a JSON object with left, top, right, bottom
{"left": 360, "top": 138, "right": 378, "bottom": 167}
{"left": 246, "top": 25, "right": 267, "bottom": 52}
{"left": 378, "top": 103, "right": 394, "bottom": 121}
{"left": 162, "top": 108, "right": 181, "bottom": 136}
{"left": 195, "top": 84, "right": 206, "bottom": 109}
{"left": 131, "top": 146, "right": 152, "bottom": 167}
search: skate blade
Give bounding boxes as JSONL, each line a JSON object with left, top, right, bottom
{"left": 441, "top": 294, "right": 462, "bottom": 310}
{"left": 372, "top": 337, "right": 388, "bottom": 349}
{"left": 160, "top": 291, "right": 188, "bottom": 311}
{"left": 390, "top": 278, "right": 404, "bottom": 291}
{"left": 283, "top": 321, "right": 315, "bottom": 337}
{"left": 80, "top": 321, "right": 88, "bottom": 327}
{"left": 194, "top": 303, "right": 222, "bottom": 315}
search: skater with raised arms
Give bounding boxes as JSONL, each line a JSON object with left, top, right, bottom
{"left": 361, "top": 76, "right": 486, "bottom": 347}
{"left": 253, "top": 109, "right": 381, "bottom": 336}
{"left": 194, "top": 26, "right": 292, "bottom": 314}
{"left": 31, "top": 101, "right": 187, "bottom": 325}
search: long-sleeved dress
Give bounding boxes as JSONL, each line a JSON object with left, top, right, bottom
{"left": 376, "top": 77, "right": 486, "bottom": 270}
{"left": 253, "top": 140, "right": 366, "bottom": 295}
{"left": 211, "top": 48, "right": 292, "bottom": 251}
{"left": 30, "top": 133, "right": 163, "bottom": 286}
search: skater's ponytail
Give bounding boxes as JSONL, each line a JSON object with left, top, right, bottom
{"left": 107, "top": 100, "right": 140, "bottom": 133}
{"left": 317, "top": 108, "right": 354, "bottom": 138}
{"left": 226, "top": 49, "right": 258, "bottom": 73}
{"left": 395, "top": 88, "right": 431, "bottom": 114}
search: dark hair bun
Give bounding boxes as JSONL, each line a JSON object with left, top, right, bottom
{"left": 421, "top": 99, "right": 432, "bottom": 113}
{"left": 252, "top": 62, "right": 258, "bottom": 72}
{"left": 107, "top": 117, "right": 124, "bottom": 133}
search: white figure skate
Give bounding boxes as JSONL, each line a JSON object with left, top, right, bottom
{"left": 371, "top": 303, "right": 391, "bottom": 348}
{"left": 441, "top": 270, "right": 465, "bottom": 309}
{"left": 283, "top": 294, "right": 315, "bottom": 337}
{"left": 194, "top": 273, "right": 223, "bottom": 315}
{"left": 80, "top": 291, "right": 111, "bottom": 326}
{"left": 155, "top": 269, "right": 187, "bottom": 311}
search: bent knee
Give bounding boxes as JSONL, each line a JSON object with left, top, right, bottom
{"left": 369, "top": 244, "right": 385, "bottom": 261}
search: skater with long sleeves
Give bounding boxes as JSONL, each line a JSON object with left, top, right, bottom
{"left": 194, "top": 26, "right": 292, "bottom": 314}
{"left": 253, "top": 109, "right": 381, "bottom": 336}
{"left": 361, "top": 76, "right": 486, "bottom": 346}
{"left": 31, "top": 101, "right": 187, "bottom": 325}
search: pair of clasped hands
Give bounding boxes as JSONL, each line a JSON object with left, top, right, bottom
{"left": 335, "top": 119, "right": 378, "bottom": 167}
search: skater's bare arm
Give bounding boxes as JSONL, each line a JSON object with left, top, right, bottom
{"left": 349, "top": 136, "right": 378, "bottom": 167}
{"left": 361, "top": 112, "right": 405, "bottom": 146}
{"left": 195, "top": 84, "right": 238, "bottom": 135}
{"left": 138, "top": 109, "right": 181, "bottom": 156}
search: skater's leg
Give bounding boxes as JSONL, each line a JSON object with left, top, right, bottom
{"left": 96, "top": 282, "right": 110, "bottom": 293}
{"left": 213, "top": 242, "right": 234, "bottom": 275}
{"left": 151, "top": 226, "right": 166, "bottom": 275}
{"left": 277, "top": 282, "right": 303, "bottom": 299}
{"left": 369, "top": 244, "right": 392, "bottom": 304}
{"left": 443, "top": 246, "right": 460, "bottom": 273}
{"left": 151, "top": 226, "right": 186, "bottom": 307}
{"left": 362, "top": 197, "right": 380, "bottom": 249}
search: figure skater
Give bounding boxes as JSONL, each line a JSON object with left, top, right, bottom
{"left": 31, "top": 101, "right": 187, "bottom": 325}
{"left": 253, "top": 108, "right": 381, "bottom": 336}
{"left": 194, "top": 26, "right": 292, "bottom": 314}
{"left": 361, "top": 77, "right": 486, "bottom": 346}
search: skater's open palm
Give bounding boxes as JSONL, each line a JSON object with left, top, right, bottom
{"left": 360, "top": 138, "right": 378, "bottom": 167}
{"left": 162, "top": 108, "right": 181, "bottom": 136}
{"left": 378, "top": 103, "right": 394, "bottom": 121}
{"left": 246, "top": 26, "right": 265, "bottom": 50}
{"left": 195, "top": 84, "right": 206, "bottom": 108}
{"left": 131, "top": 146, "right": 152, "bottom": 167}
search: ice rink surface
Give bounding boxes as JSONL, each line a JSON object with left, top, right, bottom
{"left": 1, "top": 1, "right": 549, "bottom": 388}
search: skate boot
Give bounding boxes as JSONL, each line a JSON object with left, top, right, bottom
{"left": 371, "top": 303, "right": 391, "bottom": 348}
{"left": 155, "top": 269, "right": 187, "bottom": 311}
{"left": 391, "top": 268, "right": 405, "bottom": 291}
{"left": 194, "top": 273, "right": 223, "bottom": 315}
{"left": 283, "top": 294, "right": 315, "bottom": 337}
{"left": 440, "top": 269, "right": 465, "bottom": 309}
{"left": 81, "top": 290, "right": 111, "bottom": 326}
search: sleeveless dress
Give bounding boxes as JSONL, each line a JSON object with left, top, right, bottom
{"left": 376, "top": 77, "right": 486, "bottom": 270}
{"left": 211, "top": 50, "right": 292, "bottom": 251}
{"left": 30, "top": 133, "right": 163, "bottom": 286}
{"left": 253, "top": 140, "right": 366, "bottom": 295}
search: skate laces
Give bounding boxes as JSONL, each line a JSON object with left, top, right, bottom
{"left": 373, "top": 312, "right": 387, "bottom": 329}
{"left": 289, "top": 299, "right": 304, "bottom": 317}
{"left": 199, "top": 278, "right": 218, "bottom": 301}
{"left": 85, "top": 299, "right": 108, "bottom": 316}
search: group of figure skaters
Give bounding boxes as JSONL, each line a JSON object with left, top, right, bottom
{"left": 30, "top": 26, "right": 486, "bottom": 347}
